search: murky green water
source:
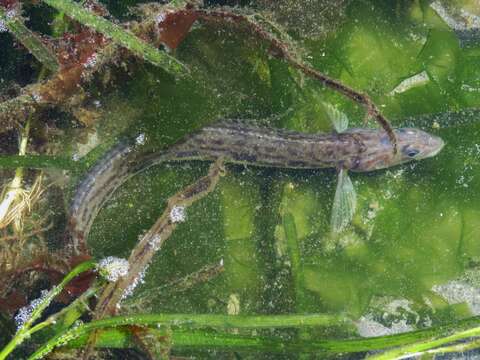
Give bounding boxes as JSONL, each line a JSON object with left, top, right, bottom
{"left": 83, "top": 0, "right": 480, "bottom": 346}
{"left": 2, "top": 0, "right": 480, "bottom": 358}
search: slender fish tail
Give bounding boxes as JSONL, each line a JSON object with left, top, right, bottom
{"left": 67, "top": 142, "right": 169, "bottom": 255}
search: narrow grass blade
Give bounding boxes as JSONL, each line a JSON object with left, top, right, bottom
{"left": 0, "top": 155, "right": 81, "bottom": 170}
{"left": 0, "top": 7, "right": 59, "bottom": 72}
{"left": 29, "top": 313, "right": 347, "bottom": 359}
{"left": 0, "top": 260, "right": 95, "bottom": 360}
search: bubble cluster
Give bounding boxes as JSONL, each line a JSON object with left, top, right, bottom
{"left": 433, "top": 281, "right": 480, "bottom": 315}
{"left": 14, "top": 289, "right": 49, "bottom": 330}
{"left": 0, "top": 20, "right": 7, "bottom": 33}
{"left": 121, "top": 266, "right": 148, "bottom": 300}
{"left": 155, "top": 12, "right": 167, "bottom": 25}
{"left": 135, "top": 133, "right": 146, "bottom": 145}
{"left": 148, "top": 234, "right": 162, "bottom": 251}
{"left": 97, "top": 256, "right": 130, "bottom": 282}
{"left": 170, "top": 205, "right": 186, "bottom": 223}
{"left": 0, "top": 9, "right": 17, "bottom": 33}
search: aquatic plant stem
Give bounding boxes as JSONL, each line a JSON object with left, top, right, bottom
{"left": 81, "top": 159, "right": 225, "bottom": 359}
{"left": 0, "top": 117, "right": 31, "bottom": 229}
{"left": 0, "top": 7, "right": 59, "bottom": 72}
{"left": 129, "top": 261, "right": 225, "bottom": 310}
{"left": 0, "top": 260, "right": 96, "bottom": 360}
{"left": 41, "top": 0, "right": 188, "bottom": 76}
{"left": 30, "top": 314, "right": 480, "bottom": 358}
{"left": 0, "top": 155, "right": 81, "bottom": 170}
{"left": 29, "top": 313, "right": 348, "bottom": 359}
{"left": 368, "top": 324, "right": 480, "bottom": 359}
{"left": 282, "top": 211, "right": 311, "bottom": 359}
{"left": 0, "top": 286, "right": 99, "bottom": 360}
{"left": 194, "top": 8, "right": 397, "bottom": 152}
{"left": 283, "top": 212, "right": 307, "bottom": 310}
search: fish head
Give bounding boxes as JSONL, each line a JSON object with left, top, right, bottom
{"left": 395, "top": 127, "right": 444, "bottom": 163}
{"left": 350, "top": 128, "right": 444, "bottom": 172}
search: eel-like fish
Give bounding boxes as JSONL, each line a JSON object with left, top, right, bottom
{"left": 68, "top": 112, "right": 444, "bottom": 255}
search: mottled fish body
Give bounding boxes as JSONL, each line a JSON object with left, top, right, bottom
{"left": 165, "top": 123, "right": 444, "bottom": 172}
{"left": 68, "top": 121, "right": 444, "bottom": 254}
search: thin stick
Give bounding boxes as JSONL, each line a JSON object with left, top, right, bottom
{"left": 128, "top": 260, "right": 225, "bottom": 311}
{"left": 83, "top": 159, "right": 225, "bottom": 358}
{"left": 95, "top": 158, "right": 224, "bottom": 317}
{"left": 194, "top": 9, "right": 397, "bottom": 152}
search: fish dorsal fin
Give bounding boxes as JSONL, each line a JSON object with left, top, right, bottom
{"left": 331, "top": 168, "right": 357, "bottom": 233}
{"left": 322, "top": 102, "right": 349, "bottom": 133}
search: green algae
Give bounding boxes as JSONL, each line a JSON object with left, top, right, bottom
{"left": 2, "top": 0, "right": 480, "bottom": 358}
{"left": 82, "top": 0, "right": 480, "bottom": 355}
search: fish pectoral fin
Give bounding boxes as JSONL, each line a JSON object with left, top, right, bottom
{"left": 322, "top": 102, "right": 349, "bottom": 133}
{"left": 331, "top": 168, "right": 357, "bottom": 233}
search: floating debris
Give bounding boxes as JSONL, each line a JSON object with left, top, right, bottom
{"left": 430, "top": 1, "right": 480, "bottom": 47}
{"left": 356, "top": 314, "right": 413, "bottom": 337}
{"left": 227, "top": 293, "right": 240, "bottom": 315}
{"left": 430, "top": 1, "right": 480, "bottom": 31}
{"left": 390, "top": 71, "right": 430, "bottom": 95}
{"left": 355, "top": 298, "right": 423, "bottom": 337}
{"left": 74, "top": 132, "right": 100, "bottom": 160}
{"left": 83, "top": 53, "right": 98, "bottom": 68}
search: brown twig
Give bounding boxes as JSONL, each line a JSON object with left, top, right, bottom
{"left": 83, "top": 159, "right": 225, "bottom": 359}
{"left": 1, "top": 3, "right": 396, "bottom": 153}
{"left": 127, "top": 260, "right": 225, "bottom": 312}
{"left": 157, "top": 260, "right": 225, "bottom": 294}
{"left": 193, "top": 8, "right": 397, "bottom": 152}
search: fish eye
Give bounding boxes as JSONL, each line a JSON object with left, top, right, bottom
{"left": 406, "top": 149, "right": 420, "bottom": 158}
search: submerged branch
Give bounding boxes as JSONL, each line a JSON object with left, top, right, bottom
{"left": 80, "top": 159, "right": 225, "bottom": 358}
{"left": 194, "top": 8, "right": 397, "bottom": 152}
{"left": 93, "top": 159, "right": 225, "bottom": 318}
{"left": 127, "top": 260, "right": 225, "bottom": 312}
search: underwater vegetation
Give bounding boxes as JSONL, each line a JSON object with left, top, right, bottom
{"left": 0, "top": 0, "right": 480, "bottom": 358}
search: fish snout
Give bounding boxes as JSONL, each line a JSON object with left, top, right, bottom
{"left": 425, "top": 134, "right": 445, "bottom": 158}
